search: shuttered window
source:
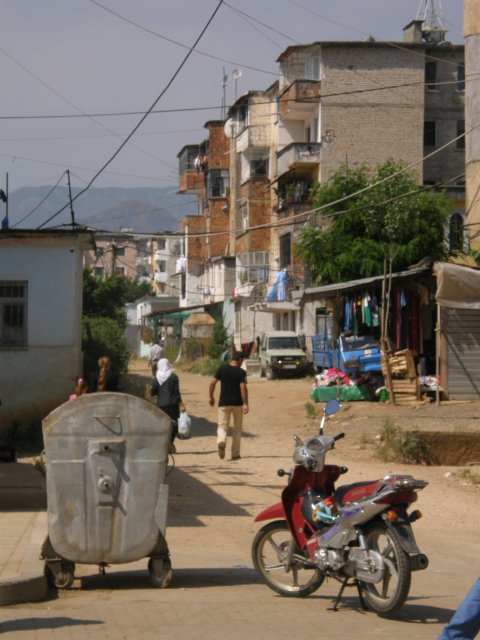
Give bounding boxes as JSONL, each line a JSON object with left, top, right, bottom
{"left": 0, "top": 281, "right": 28, "bottom": 347}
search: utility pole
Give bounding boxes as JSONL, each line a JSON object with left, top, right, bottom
{"left": 1, "top": 173, "right": 8, "bottom": 230}
{"left": 66, "top": 169, "right": 75, "bottom": 227}
{"left": 465, "top": 0, "right": 480, "bottom": 249}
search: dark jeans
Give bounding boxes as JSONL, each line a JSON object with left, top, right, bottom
{"left": 438, "top": 579, "right": 480, "bottom": 640}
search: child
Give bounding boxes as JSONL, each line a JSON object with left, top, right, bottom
{"left": 69, "top": 378, "right": 88, "bottom": 400}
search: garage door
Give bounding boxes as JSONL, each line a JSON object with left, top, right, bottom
{"left": 446, "top": 308, "right": 480, "bottom": 399}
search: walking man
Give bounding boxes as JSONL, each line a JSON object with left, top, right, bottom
{"left": 209, "top": 351, "right": 249, "bottom": 461}
{"left": 148, "top": 338, "right": 164, "bottom": 375}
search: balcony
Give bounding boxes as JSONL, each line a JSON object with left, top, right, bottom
{"left": 277, "top": 142, "right": 321, "bottom": 176}
{"left": 278, "top": 80, "right": 321, "bottom": 120}
{"left": 236, "top": 126, "right": 270, "bottom": 153}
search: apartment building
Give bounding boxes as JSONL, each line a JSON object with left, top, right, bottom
{"left": 177, "top": 17, "right": 465, "bottom": 349}
{"left": 84, "top": 231, "right": 183, "bottom": 298}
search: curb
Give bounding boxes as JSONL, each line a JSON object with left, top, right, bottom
{"left": 0, "top": 572, "right": 49, "bottom": 606}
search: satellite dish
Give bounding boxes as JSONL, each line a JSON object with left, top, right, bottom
{"left": 232, "top": 68, "right": 242, "bottom": 80}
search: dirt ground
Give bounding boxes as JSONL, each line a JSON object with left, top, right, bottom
{"left": 128, "top": 357, "right": 480, "bottom": 559}
{"left": 7, "top": 358, "right": 479, "bottom": 639}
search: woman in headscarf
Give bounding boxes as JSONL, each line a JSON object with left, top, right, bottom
{"left": 150, "top": 358, "right": 185, "bottom": 454}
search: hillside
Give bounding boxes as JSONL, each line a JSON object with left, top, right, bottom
{"left": 6, "top": 186, "right": 198, "bottom": 233}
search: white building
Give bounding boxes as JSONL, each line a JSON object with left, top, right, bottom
{"left": 0, "top": 230, "right": 94, "bottom": 428}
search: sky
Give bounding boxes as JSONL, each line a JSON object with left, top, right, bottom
{"left": 0, "top": 0, "right": 464, "bottom": 196}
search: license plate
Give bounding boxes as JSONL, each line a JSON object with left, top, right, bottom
{"left": 283, "top": 364, "right": 297, "bottom": 369}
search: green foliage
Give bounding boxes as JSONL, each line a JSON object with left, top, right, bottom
{"left": 458, "top": 468, "right": 480, "bottom": 485}
{"left": 377, "top": 418, "right": 431, "bottom": 465}
{"left": 83, "top": 268, "right": 153, "bottom": 329}
{"left": 305, "top": 402, "right": 317, "bottom": 419}
{"left": 82, "top": 316, "right": 130, "bottom": 379}
{"left": 208, "top": 316, "right": 230, "bottom": 360}
{"left": 294, "top": 161, "right": 451, "bottom": 285}
{"left": 178, "top": 356, "right": 221, "bottom": 376}
{"left": 82, "top": 269, "right": 151, "bottom": 378}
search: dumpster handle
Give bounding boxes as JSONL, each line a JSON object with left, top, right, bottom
{"left": 93, "top": 415, "right": 123, "bottom": 435}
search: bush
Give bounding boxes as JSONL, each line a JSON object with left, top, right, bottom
{"left": 82, "top": 317, "right": 130, "bottom": 381}
{"left": 377, "top": 418, "right": 431, "bottom": 465}
{"left": 178, "top": 356, "right": 221, "bottom": 377}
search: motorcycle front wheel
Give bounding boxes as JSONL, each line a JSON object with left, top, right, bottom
{"left": 361, "top": 523, "right": 411, "bottom": 615}
{"left": 252, "top": 520, "right": 324, "bottom": 597}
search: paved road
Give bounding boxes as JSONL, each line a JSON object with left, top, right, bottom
{"left": 1, "top": 365, "right": 478, "bottom": 639}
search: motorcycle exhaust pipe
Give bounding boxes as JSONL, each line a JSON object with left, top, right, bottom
{"left": 409, "top": 553, "right": 429, "bottom": 571}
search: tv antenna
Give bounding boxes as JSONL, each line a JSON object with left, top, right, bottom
{"left": 416, "top": 0, "right": 447, "bottom": 43}
{"left": 232, "top": 68, "right": 242, "bottom": 100}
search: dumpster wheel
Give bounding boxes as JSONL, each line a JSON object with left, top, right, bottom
{"left": 46, "top": 560, "right": 76, "bottom": 589}
{"left": 148, "top": 557, "right": 172, "bottom": 588}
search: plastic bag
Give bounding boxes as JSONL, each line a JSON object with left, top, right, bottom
{"left": 178, "top": 411, "right": 192, "bottom": 439}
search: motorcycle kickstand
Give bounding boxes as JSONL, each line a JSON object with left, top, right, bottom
{"left": 331, "top": 577, "right": 368, "bottom": 612}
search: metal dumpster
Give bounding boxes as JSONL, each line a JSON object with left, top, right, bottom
{"left": 41, "top": 392, "right": 173, "bottom": 589}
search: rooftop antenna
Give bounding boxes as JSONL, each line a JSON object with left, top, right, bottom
{"left": 221, "top": 67, "right": 228, "bottom": 119}
{"left": 416, "top": 0, "right": 447, "bottom": 43}
{"left": 232, "top": 68, "right": 242, "bottom": 100}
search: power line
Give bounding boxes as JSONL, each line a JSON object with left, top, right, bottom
{"left": 2, "top": 74, "right": 475, "bottom": 122}
{"left": 87, "top": 0, "right": 276, "bottom": 77}
{"left": 36, "top": 0, "right": 225, "bottom": 230}
{"left": 11, "top": 172, "right": 67, "bottom": 228}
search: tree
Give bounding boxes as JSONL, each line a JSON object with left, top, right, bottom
{"left": 294, "top": 160, "right": 451, "bottom": 285}
{"left": 208, "top": 316, "right": 230, "bottom": 360}
{"left": 82, "top": 269, "right": 153, "bottom": 329}
{"left": 82, "top": 269, "right": 154, "bottom": 375}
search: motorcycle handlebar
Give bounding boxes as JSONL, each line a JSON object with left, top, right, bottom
{"left": 277, "top": 469, "right": 291, "bottom": 478}
{"left": 334, "top": 432, "right": 346, "bottom": 442}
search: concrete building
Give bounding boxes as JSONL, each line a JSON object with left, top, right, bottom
{"left": 0, "top": 230, "right": 93, "bottom": 427}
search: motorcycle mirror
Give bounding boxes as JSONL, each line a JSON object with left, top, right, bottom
{"left": 293, "top": 435, "right": 303, "bottom": 446}
{"left": 324, "top": 398, "right": 341, "bottom": 416}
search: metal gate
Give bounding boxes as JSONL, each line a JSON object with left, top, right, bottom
{"left": 446, "top": 308, "right": 480, "bottom": 399}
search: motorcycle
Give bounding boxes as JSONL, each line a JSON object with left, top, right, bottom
{"left": 252, "top": 398, "right": 429, "bottom": 615}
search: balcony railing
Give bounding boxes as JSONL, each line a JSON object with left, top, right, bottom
{"left": 278, "top": 80, "right": 321, "bottom": 118}
{"left": 277, "top": 142, "right": 321, "bottom": 176}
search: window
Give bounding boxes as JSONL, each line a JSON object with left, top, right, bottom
{"left": 279, "top": 233, "right": 291, "bottom": 269}
{"left": 94, "top": 267, "right": 105, "bottom": 278}
{"left": 424, "top": 121, "right": 436, "bottom": 146}
{"left": 158, "top": 260, "right": 166, "bottom": 273}
{"left": 241, "top": 203, "right": 249, "bottom": 232}
{"left": 305, "top": 56, "right": 320, "bottom": 80}
{"left": 114, "top": 266, "right": 126, "bottom": 275}
{"left": 114, "top": 246, "right": 125, "bottom": 257}
{"left": 156, "top": 239, "right": 166, "bottom": 250}
{"left": 449, "top": 213, "right": 464, "bottom": 253}
{"left": 456, "top": 120, "right": 465, "bottom": 150}
{"left": 457, "top": 64, "right": 465, "bottom": 92}
{"left": 206, "top": 169, "right": 229, "bottom": 198}
{"left": 0, "top": 281, "right": 27, "bottom": 347}
{"left": 250, "top": 157, "right": 268, "bottom": 178}
{"left": 425, "top": 61, "right": 437, "bottom": 90}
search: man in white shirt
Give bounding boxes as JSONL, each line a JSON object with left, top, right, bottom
{"left": 148, "top": 338, "right": 164, "bottom": 375}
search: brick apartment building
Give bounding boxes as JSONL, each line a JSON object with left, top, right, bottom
{"left": 176, "top": 17, "right": 465, "bottom": 350}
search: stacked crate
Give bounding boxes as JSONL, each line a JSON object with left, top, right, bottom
{"left": 382, "top": 349, "right": 421, "bottom": 405}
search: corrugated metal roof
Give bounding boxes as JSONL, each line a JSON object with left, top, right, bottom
{"left": 303, "top": 265, "right": 431, "bottom": 297}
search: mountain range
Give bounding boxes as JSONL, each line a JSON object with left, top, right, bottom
{"left": 6, "top": 186, "right": 198, "bottom": 233}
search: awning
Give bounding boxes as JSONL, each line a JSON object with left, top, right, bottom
{"left": 434, "top": 262, "right": 480, "bottom": 309}
{"left": 303, "top": 265, "right": 431, "bottom": 298}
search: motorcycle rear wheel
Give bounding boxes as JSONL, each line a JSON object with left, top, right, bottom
{"left": 252, "top": 520, "right": 324, "bottom": 597}
{"left": 361, "top": 523, "right": 411, "bottom": 615}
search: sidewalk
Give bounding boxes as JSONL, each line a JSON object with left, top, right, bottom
{"left": 0, "top": 461, "right": 50, "bottom": 605}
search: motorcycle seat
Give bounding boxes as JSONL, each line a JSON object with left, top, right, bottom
{"left": 334, "top": 480, "right": 383, "bottom": 506}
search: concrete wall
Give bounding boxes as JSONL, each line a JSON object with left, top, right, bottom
{"left": 0, "top": 233, "right": 89, "bottom": 428}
